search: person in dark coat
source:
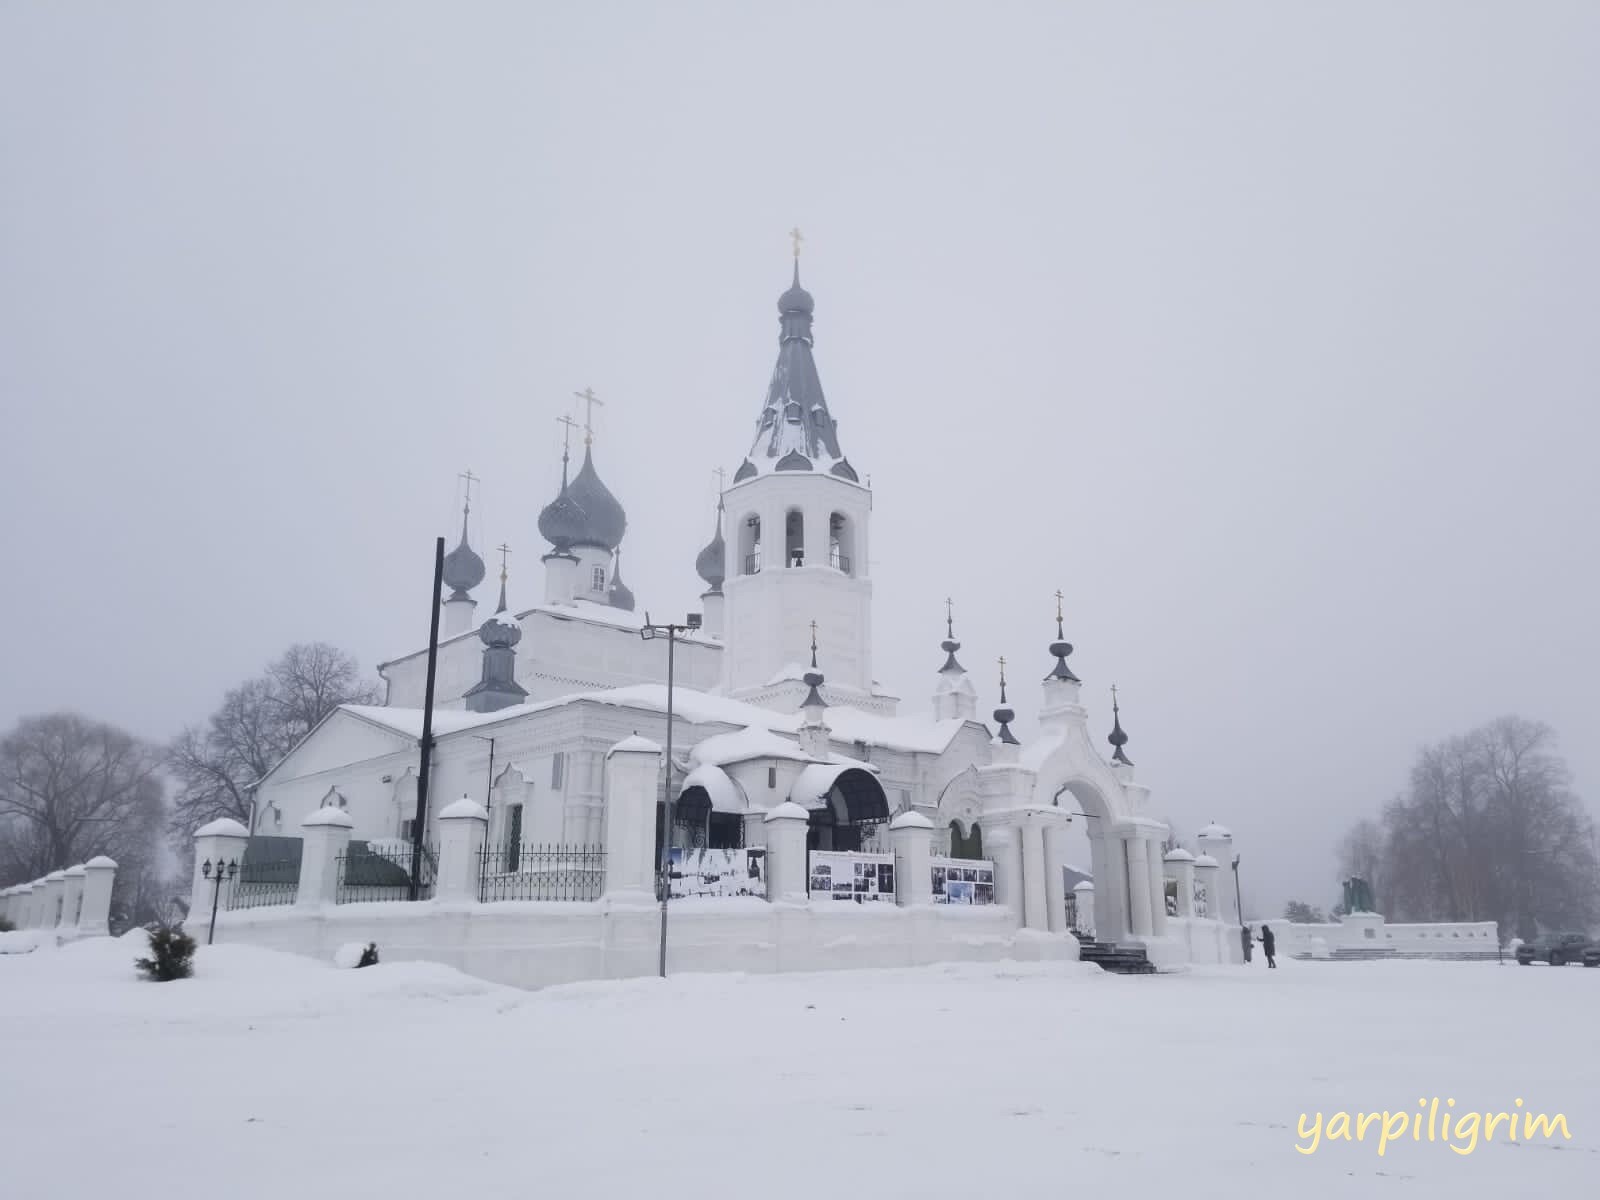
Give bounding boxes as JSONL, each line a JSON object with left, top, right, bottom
{"left": 1240, "top": 923, "right": 1253, "bottom": 963}
{"left": 1260, "top": 923, "right": 1277, "bottom": 968}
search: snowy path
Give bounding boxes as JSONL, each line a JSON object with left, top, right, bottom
{"left": 2, "top": 935, "right": 1595, "bottom": 1198}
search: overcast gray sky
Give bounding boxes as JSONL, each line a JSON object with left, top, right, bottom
{"left": 3, "top": 1, "right": 1596, "bottom": 913}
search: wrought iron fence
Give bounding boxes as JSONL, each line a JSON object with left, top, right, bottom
{"left": 478, "top": 842, "right": 605, "bottom": 902}
{"left": 336, "top": 840, "right": 436, "bottom": 903}
{"left": 227, "top": 858, "right": 300, "bottom": 910}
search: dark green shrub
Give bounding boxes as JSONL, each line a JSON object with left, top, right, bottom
{"left": 135, "top": 923, "right": 197, "bottom": 981}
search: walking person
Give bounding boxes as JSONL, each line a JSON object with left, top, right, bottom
{"left": 1240, "top": 923, "right": 1253, "bottom": 964}
{"left": 1260, "top": 923, "right": 1277, "bottom": 968}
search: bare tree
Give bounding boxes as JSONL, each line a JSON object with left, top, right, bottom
{"left": 167, "top": 642, "right": 379, "bottom": 836}
{"left": 1337, "top": 716, "right": 1598, "bottom": 940}
{"left": 0, "top": 713, "right": 168, "bottom": 929}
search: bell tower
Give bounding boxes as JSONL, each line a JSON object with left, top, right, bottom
{"left": 720, "top": 243, "right": 874, "bottom": 705}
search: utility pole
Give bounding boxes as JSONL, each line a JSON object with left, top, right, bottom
{"left": 641, "top": 610, "right": 702, "bottom": 977}
{"left": 410, "top": 537, "right": 444, "bottom": 901}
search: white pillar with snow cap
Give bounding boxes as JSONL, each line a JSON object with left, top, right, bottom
{"left": 1072, "top": 880, "right": 1095, "bottom": 937}
{"left": 42, "top": 871, "right": 66, "bottom": 930}
{"left": 437, "top": 797, "right": 489, "bottom": 903}
{"left": 1043, "top": 820, "right": 1070, "bottom": 933}
{"left": 1196, "top": 822, "right": 1236, "bottom": 923}
{"left": 763, "top": 802, "right": 811, "bottom": 903}
{"left": 78, "top": 857, "right": 117, "bottom": 936}
{"left": 1192, "top": 853, "right": 1220, "bottom": 921}
{"left": 1164, "top": 848, "right": 1197, "bottom": 918}
{"left": 604, "top": 735, "right": 662, "bottom": 900}
{"left": 888, "top": 810, "right": 933, "bottom": 906}
{"left": 59, "top": 866, "right": 86, "bottom": 933}
{"left": 189, "top": 818, "right": 250, "bottom": 933}
{"left": 297, "top": 806, "right": 354, "bottom": 909}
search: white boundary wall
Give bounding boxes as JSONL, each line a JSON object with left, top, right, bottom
{"left": 1260, "top": 912, "right": 1500, "bottom": 960}
{"left": 206, "top": 898, "right": 1070, "bottom": 991}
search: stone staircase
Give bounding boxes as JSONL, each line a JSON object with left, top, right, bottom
{"left": 1076, "top": 939, "right": 1156, "bottom": 974}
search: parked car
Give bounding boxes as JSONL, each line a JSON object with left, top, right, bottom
{"left": 1515, "top": 932, "right": 1592, "bottom": 966}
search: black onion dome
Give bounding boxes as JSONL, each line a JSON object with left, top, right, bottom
{"left": 537, "top": 480, "right": 587, "bottom": 552}
{"left": 695, "top": 504, "right": 727, "bottom": 591}
{"left": 442, "top": 515, "right": 486, "bottom": 598}
{"left": 478, "top": 610, "right": 522, "bottom": 650}
{"left": 565, "top": 446, "right": 627, "bottom": 550}
{"left": 778, "top": 261, "right": 814, "bottom": 315}
{"left": 1047, "top": 639, "right": 1081, "bottom": 683}
{"left": 1109, "top": 693, "right": 1133, "bottom": 766}
{"left": 802, "top": 669, "right": 826, "bottom": 709}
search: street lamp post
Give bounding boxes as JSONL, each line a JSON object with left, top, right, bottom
{"left": 1231, "top": 854, "right": 1243, "bottom": 924}
{"left": 200, "top": 857, "right": 237, "bottom": 946}
{"left": 640, "top": 610, "right": 702, "bottom": 978}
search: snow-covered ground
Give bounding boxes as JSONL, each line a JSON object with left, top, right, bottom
{"left": 3, "top": 936, "right": 1595, "bottom": 1197}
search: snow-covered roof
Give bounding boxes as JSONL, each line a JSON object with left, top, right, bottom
{"left": 1197, "top": 823, "right": 1233, "bottom": 840}
{"left": 303, "top": 807, "right": 354, "bottom": 829}
{"left": 609, "top": 734, "right": 662, "bottom": 756}
{"left": 680, "top": 763, "right": 746, "bottom": 813}
{"left": 1163, "top": 848, "right": 1196, "bottom": 862}
{"left": 378, "top": 598, "right": 717, "bottom": 671}
{"left": 438, "top": 797, "right": 488, "bottom": 821}
{"left": 342, "top": 683, "right": 971, "bottom": 758}
{"left": 195, "top": 818, "right": 249, "bottom": 839}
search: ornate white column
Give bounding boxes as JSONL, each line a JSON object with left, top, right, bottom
{"left": 1043, "top": 821, "right": 1070, "bottom": 933}
{"left": 1124, "top": 834, "right": 1154, "bottom": 938}
{"left": 1146, "top": 836, "right": 1169, "bottom": 937}
{"left": 987, "top": 824, "right": 1025, "bottom": 928}
{"left": 1021, "top": 821, "right": 1049, "bottom": 931}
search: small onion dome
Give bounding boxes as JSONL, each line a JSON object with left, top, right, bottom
{"left": 478, "top": 608, "right": 522, "bottom": 650}
{"left": 829, "top": 457, "right": 859, "bottom": 482}
{"left": 695, "top": 508, "right": 727, "bottom": 592}
{"left": 442, "top": 518, "right": 486, "bottom": 599}
{"left": 774, "top": 449, "right": 813, "bottom": 472}
{"left": 733, "top": 458, "right": 758, "bottom": 482}
{"left": 1197, "top": 822, "right": 1233, "bottom": 840}
{"left": 1108, "top": 704, "right": 1132, "bottom": 766}
{"left": 993, "top": 703, "right": 1019, "bottom": 745}
{"left": 940, "top": 637, "right": 963, "bottom": 674}
{"left": 802, "top": 669, "right": 826, "bottom": 710}
{"left": 1047, "top": 639, "right": 1080, "bottom": 683}
{"left": 537, "top": 480, "right": 587, "bottom": 552}
{"left": 565, "top": 446, "right": 628, "bottom": 550}
{"left": 778, "top": 262, "right": 814, "bottom": 315}
{"left": 608, "top": 552, "right": 636, "bottom": 612}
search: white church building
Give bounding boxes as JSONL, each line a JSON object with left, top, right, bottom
{"left": 192, "top": 256, "right": 1244, "bottom": 984}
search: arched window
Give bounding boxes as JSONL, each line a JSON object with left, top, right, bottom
{"left": 738, "top": 513, "right": 761, "bottom": 575}
{"left": 786, "top": 509, "right": 804, "bottom": 567}
{"left": 829, "top": 512, "right": 853, "bottom": 574}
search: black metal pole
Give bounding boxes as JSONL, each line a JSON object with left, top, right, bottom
{"left": 657, "top": 627, "right": 676, "bottom": 978}
{"left": 411, "top": 537, "right": 445, "bottom": 901}
{"left": 207, "top": 869, "right": 223, "bottom": 946}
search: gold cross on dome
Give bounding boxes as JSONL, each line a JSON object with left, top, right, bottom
{"left": 998, "top": 655, "right": 1007, "bottom": 683}
{"left": 459, "top": 468, "right": 479, "bottom": 514}
{"left": 712, "top": 466, "right": 727, "bottom": 492}
{"left": 497, "top": 543, "right": 512, "bottom": 578}
{"left": 555, "top": 413, "right": 578, "bottom": 453}
{"left": 944, "top": 597, "right": 954, "bottom": 637}
{"left": 789, "top": 226, "right": 804, "bottom": 259}
{"left": 574, "top": 387, "right": 603, "bottom": 445}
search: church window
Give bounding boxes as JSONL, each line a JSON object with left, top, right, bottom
{"left": 551, "top": 753, "right": 565, "bottom": 789}
{"left": 592, "top": 566, "right": 606, "bottom": 592}
{"left": 767, "top": 766, "right": 777, "bottom": 789}
{"left": 785, "top": 509, "right": 804, "bottom": 567}
{"left": 739, "top": 514, "right": 761, "bottom": 575}
{"left": 505, "top": 804, "right": 524, "bottom": 872}
{"left": 829, "top": 512, "right": 853, "bottom": 575}
{"left": 785, "top": 401, "right": 802, "bottom": 423}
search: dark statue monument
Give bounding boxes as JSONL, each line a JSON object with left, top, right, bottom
{"left": 1341, "top": 876, "right": 1376, "bottom": 915}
